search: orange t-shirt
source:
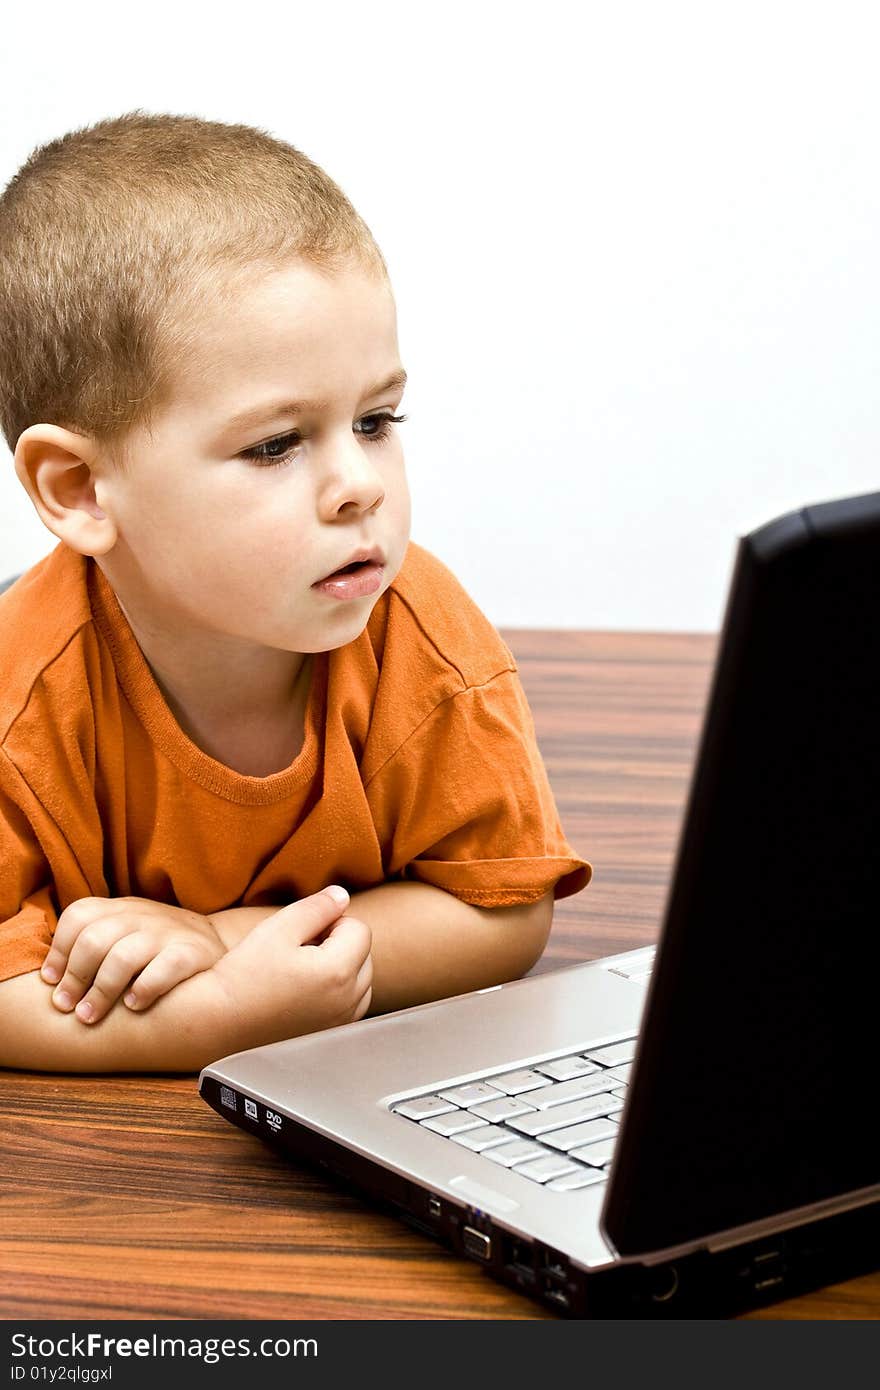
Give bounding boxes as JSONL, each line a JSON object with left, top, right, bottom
{"left": 0, "top": 540, "right": 591, "bottom": 983}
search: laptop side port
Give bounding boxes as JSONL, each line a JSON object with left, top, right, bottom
{"left": 462, "top": 1226, "right": 492, "bottom": 1262}
{"left": 542, "top": 1284, "right": 571, "bottom": 1311}
{"left": 501, "top": 1234, "right": 537, "bottom": 1286}
{"left": 648, "top": 1263, "right": 680, "bottom": 1303}
{"left": 751, "top": 1247, "right": 786, "bottom": 1293}
{"left": 539, "top": 1247, "right": 573, "bottom": 1311}
{"left": 541, "top": 1247, "right": 568, "bottom": 1281}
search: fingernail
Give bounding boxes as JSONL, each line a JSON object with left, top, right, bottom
{"left": 325, "top": 884, "right": 349, "bottom": 907}
{"left": 124, "top": 992, "right": 138, "bottom": 1008}
{"left": 75, "top": 1001, "right": 94, "bottom": 1023}
{"left": 53, "top": 989, "right": 73, "bottom": 1011}
{"left": 41, "top": 964, "right": 60, "bottom": 983}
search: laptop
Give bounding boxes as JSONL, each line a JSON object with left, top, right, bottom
{"left": 199, "top": 489, "right": 880, "bottom": 1318}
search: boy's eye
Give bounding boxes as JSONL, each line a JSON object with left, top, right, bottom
{"left": 240, "top": 412, "right": 408, "bottom": 469}
{"left": 254, "top": 434, "right": 296, "bottom": 461}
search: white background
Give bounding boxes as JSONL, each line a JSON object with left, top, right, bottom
{"left": 1, "top": 1, "right": 877, "bottom": 632}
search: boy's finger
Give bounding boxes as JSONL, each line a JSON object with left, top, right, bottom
{"left": 353, "top": 951, "right": 374, "bottom": 1002}
{"left": 41, "top": 897, "right": 117, "bottom": 982}
{"left": 71, "top": 936, "right": 161, "bottom": 1023}
{"left": 353, "top": 983, "right": 373, "bottom": 1022}
{"left": 315, "top": 913, "right": 372, "bottom": 966}
{"left": 40, "top": 949, "right": 67, "bottom": 985}
{"left": 123, "top": 943, "right": 209, "bottom": 1012}
{"left": 49, "top": 917, "right": 139, "bottom": 1010}
{"left": 263, "top": 886, "right": 351, "bottom": 946}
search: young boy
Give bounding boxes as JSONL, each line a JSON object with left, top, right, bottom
{"left": 0, "top": 111, "right": 590, "bottom": 1073}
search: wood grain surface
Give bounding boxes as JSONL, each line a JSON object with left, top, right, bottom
{"left": 0, "top": 629, "right": 877, "bottom": 1320}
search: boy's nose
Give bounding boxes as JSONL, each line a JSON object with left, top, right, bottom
{"left": 320, "top": 444, "right": 386, "bottom": 517}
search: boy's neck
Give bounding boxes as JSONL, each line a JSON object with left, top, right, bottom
{"left": 103, "top": 569, "right": 315, "bottom": 759}
{"left": 154, "top": 652, "right": 314, "bottom": 776}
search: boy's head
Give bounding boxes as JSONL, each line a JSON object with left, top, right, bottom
{"left": 0, "top": 111, "right": 410, "bottom": 659}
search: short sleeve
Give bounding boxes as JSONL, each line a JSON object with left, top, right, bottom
{"left": 0, "top": 782, "right": 58, "bottom": 982}
{"left": 367, "top": 669, "right": 591, "bottom": 908}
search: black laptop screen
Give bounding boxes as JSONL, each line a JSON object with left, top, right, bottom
{"left": 603, "top": 491, "right": 880, "bottom": 1256}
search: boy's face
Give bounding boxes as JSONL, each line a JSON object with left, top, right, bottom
{"left": 94, "top": 259, "right": 411, "bottom": 660}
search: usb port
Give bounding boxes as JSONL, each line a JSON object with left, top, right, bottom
{"left": 754, "top": 1274, "right": 785, "bottom": 1292}
{"left": 543, "top": 1284, "right": 571, "bottom": 1310}
{"left": 504, "top": 1236, "right": 534, "bottom": 1269}
{"left": 542, "top": 1249, "right": 568, "bottom": 1281}
{"left": 503, "top": 1235, "right": 536, "bottom": 1286}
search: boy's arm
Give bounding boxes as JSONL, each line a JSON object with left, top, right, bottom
{"left": 0, "top": 889, "right": 372, "bottom": 1073}
{"left": 0, "top": 965, "right": 234, "bottom": 1072}
{"left": 353, "top": 881, "right": 554, "bottom": 1014}
{"left": 0, "top": 882, "right": 550, "bottom": 1069}
{"left": 31, "top": 874, "right": 550, "bottom": 1024}
{"left": 213, "top": 882, "right": 554, "bottom": 1013}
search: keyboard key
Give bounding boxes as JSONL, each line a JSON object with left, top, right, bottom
{"left": 582, "top": 1038, "right": 637, "bottom": 1067}
{"left": 419, "top": 1111, "right": 487, "bottom": 1137}
{"left": 611, "top": 1089, "right": 627, "bottom": 1100}
{"left": 605, "top": 1064, "right": 632, "bottom": 1084}
{"left": 507, "top": 1093, "right": 622, "bottom": 1137}
{"left": 483, "top": 1139, "right": 547, "bottom": 1167}
{"left": 547, "top": 1169, "right": 607, "bottom": 1191}
{"left": 486, "top": 1068, "right": 549, "bottom": 1095}
{"left": 533, "top": 1055, "right": 601, "bottom": 1081}
{"left": 449, "top": 1124, "right": 517, "bottom": 1152}
{"left": 520, "top": 1073, "right": 627, "bottom": 1110}
{"left": 392, "top": 1095, "right": 457, "bottom": 1120}
{"left": 539, "top": 1117, "right": 619, "bottom": 1151}
{"left": 569, "top": 1136, "right": 616, "bottom": 1166}
{"left": 606, "top": 947, "right": 656, "bottom": 979}
{"left": 468, "top": 1095, "right": 537, "bottom": 1123}
{"left": 513, "top": 1154, "right": 580, "bottom": 1183}
{"left": 437, "top": 1081, "right": 505, "bottom": 1106}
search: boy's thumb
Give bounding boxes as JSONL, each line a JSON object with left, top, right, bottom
{"left": 297, "top": 884, "right": 350, "bottom": 943}
{"left": 320, "top": 884, "right": 350, "bottom": 910}
{"left": 266, "top": 884, "right": 350, "bottom": 945}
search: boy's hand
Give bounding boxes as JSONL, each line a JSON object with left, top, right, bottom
{"left": 41, "top": 897, "right": 226, "bottom": 1024}
{"left": 211, "top": 886, "right": 373, "bottom": 1042}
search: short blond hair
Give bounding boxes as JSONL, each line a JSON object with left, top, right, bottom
{"left": 0, "top": 110, "right": 389, "bottom": 467}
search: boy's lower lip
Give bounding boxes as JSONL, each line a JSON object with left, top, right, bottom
{"left": 311, "top": 562, "right": 385, "bottom": 600}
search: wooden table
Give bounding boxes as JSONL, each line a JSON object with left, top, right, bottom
{"left": 1, "top": 631, "right": 877, "bottom": 1320}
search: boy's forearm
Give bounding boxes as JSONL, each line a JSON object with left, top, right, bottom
{"left": 212, "top": 882, "right": 554, "bottom": 1013}
{"left": 0, "top": 966, "right": 236, "bottom": 1073}
{"left": 208, "top": 904, "right": 277, "bottom": 948}
{"left": 349, "top": 881, "right": 554, "bottom": 1015}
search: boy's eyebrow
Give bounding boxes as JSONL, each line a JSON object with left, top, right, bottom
{"left": 223, "top": 368, "right": 408, "bottom": 434}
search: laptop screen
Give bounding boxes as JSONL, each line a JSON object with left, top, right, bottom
{"left": 603, "top": 491, "right": 880, "bottom": 1255}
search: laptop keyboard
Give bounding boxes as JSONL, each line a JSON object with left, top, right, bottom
{"left": 391, "top": 950, "right": 654, "bottom": 1191}
{"left": 392, "top": 1037, "right": 636, "bottom": 1190}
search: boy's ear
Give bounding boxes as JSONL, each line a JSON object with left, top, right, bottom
{"left": 14, "top": 424, "right": 119, "bottom": 557}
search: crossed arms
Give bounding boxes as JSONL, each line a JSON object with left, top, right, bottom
{"left": 0, "top": 881, "right": 554, "bottom": 1073}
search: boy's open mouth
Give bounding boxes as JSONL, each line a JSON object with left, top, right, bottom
{"left": 314, "top": 548, "right": 386, "bottom": 585}
{"left": 311, "top": 557, "right": 386, "bottom": 601}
